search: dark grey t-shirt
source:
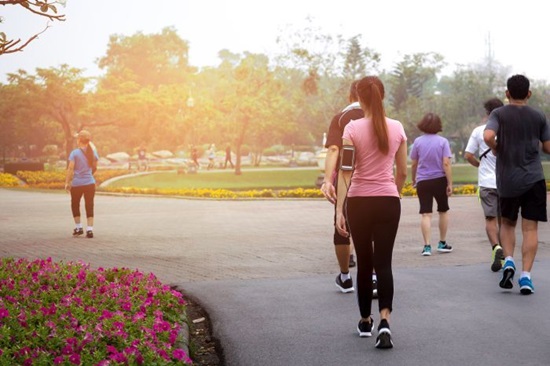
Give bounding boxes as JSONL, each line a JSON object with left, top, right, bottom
{"left": 485, "top": 104, "right": 550, "bottom": 197}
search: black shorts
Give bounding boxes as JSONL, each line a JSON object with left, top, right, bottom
{"left": 416, "top": 176, "right": 449, "bottom": 214}
{"left": 500, "top": 180, "right": 547, "bottom": 222}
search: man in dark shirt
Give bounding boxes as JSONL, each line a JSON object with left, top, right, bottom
{"left": 484, "top": 74, "right": 550, "bottom": 295}
{"left": 321, "top": 80, "right": 377, "bottom": 295}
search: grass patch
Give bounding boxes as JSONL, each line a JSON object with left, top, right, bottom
{"left": 107, "top": 168, "right": 322, "bottom": 190}
{"left": 101, "top": 163, "right": 550, "bottom": 191}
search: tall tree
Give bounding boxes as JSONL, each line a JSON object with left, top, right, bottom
{"left": 436, "top": 66, "right": 503, "bottom": 158}
{"left": 34, "top": 65, "right": 89, "bottom": 159}
{"left": 342, "top": 34, "right": 381, "bottom": 86}
{"left": 98, "top": 27, "right": 193, "bottom": 89}
{"left": 0, "top": 74, "right": 45, "bottom": 160}
{"left": 387, "top": 52, "right": 445, "bottom": 137}
{"left": 275, "top": 21, "right": 382, "bottom": 147}
{"left": 94, "top": 27, "right": 196, "bottom": 153}
{"left": 213, "top": 52, "right": 294, "bottom": 174}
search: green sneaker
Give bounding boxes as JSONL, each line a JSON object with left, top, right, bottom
{"left": 491, "top": 245, "right": 504, "bottom": 272}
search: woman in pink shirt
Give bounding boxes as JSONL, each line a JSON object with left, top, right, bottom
{"left": 336, "top": 76, "right": 408, "bottom": 349}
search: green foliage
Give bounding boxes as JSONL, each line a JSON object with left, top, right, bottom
{"left": 2, "top": 20, "right": 550, "bottom": 171}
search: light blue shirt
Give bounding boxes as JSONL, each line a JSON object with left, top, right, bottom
{"left": 68, "top": 148, "right": 98, "bottom": 187}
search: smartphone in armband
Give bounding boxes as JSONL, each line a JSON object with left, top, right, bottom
{"left": 340, "top": 145, "right": 355, "bottom": 171}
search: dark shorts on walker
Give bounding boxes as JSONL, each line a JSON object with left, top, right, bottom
{"left": 416, "top": 176, "right": 449, "bottom": 214}
{"left": 499, "top": 180, "right": 547, "bottom": 222}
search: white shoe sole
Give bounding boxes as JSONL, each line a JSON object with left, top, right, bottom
{"left": 336, "top": 283, "right": 354, "bottom": 293}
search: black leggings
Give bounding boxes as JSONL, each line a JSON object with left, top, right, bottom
{"left": 71, "top": 184, "right": 96, "bottom": 218}
{"left": 346, "top": 196, "right": 401, "bottom": 318}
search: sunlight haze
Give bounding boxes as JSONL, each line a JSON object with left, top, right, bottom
{"left": 1, "top": 0, "right": 548, "bottom": 82}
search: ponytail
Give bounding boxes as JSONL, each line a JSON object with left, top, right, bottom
{"left": 81, "top": 141, "right": 97, "bottom": 174}
{"left": 356, "top": 76, "right": 389, "bottom": 154}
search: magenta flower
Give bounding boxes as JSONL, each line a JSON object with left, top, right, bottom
{"left": 0, "top": 307, "right": 9, "bottom": 319}
{"left": 173, "top": 348, "right": 188, "bottom": 360}
{"left": 69, "top": 353, "right": 81, "bottom": 365}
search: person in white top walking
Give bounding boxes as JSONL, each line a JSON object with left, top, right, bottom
{"left": 464, "top": 97, "right": 504, "bottom": 271}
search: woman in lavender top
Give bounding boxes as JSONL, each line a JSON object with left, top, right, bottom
{"left": 409, "top": 113, "right": 453, "bottom": 256}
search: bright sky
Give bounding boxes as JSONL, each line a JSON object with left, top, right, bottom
{"left": 1, "top": 0, "right": 548, "bottom": 83}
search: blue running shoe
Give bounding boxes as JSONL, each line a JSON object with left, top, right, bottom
{"left": 519, "top": 277, "right": 534, "bottom": 295}
{"left": 437, "top": 241, "right": 453, "bottom": 253}
{"left": 499, "top": 260, "right": 516, "bottom": 289}
{"left": 421, "top": 245, "right": 432, "bottom": 256}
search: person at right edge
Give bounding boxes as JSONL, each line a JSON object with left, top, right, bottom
{"left": 464, "top": 97, "right": 505, "bottom": 272}
{"left": 484, "top": 74, "right": 550, "bottom": 295}
{"left": 336, "top": 76, "right": 407, "bottom": 349}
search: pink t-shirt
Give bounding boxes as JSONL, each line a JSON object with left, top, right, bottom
{"left": 342, "top": 117, "right": 407, "bottom": 197}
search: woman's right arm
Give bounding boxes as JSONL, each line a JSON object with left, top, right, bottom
{"left": 411, "top": 159, "right": 418, "bottom": 187}
{"left": 443, "top": 156, "right": 453, "bottom": 196}
{"left": 65, "top": 160, "right": 75, "bottom": 192}
{"left": 394, "top": 140, "right": 408, "bottom": 195}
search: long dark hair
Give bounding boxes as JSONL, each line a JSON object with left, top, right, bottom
{"left": 80, "top": 138, "right": 96, "bottom": 173}
{"left": 356, "top": 76, "right": 389, "bottom": 154}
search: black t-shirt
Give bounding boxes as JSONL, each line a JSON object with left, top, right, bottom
{"left": 486, "top": 104, "right": 550, "bottom": 197}
{"left": 324, "top": 104, "right": 364, "bottom": 184}
{"left": 325, "top": 105, "right": 364, "bottom": 149}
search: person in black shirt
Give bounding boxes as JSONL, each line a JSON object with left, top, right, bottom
{"left": 484, "top": 74, "right": 550, "bottom": 295}
{"left": 321, "top": 80, "right": 378, "bottom": 296}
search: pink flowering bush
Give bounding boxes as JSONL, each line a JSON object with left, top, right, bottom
{"left": 0, "top": 257, "right": 192, "bottom": 365}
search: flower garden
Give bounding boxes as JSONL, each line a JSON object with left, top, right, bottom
{"left": 0, "top": 170, "right": 488, "bottom": 198}
{"left": 0, "top": 257, "right": 191, "bottom": 365}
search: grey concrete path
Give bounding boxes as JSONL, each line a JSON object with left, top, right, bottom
{"left": 1, "top": 188, "right": 550, "bottom": 365}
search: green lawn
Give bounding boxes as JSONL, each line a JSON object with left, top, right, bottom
{"left": 105, "top": 163, "right": 550, "bottom": 190}
{"left": 107, "top": 168, "right": 323, "bottom": 190}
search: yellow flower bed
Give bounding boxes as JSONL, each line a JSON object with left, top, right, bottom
{"left": 0, "top": 173, "right": 21, "bottom": 187}
{"left": 12, "top": 170, "right": 132, "bottom": 188}
{"left": 101, "top": 187, "right": 279, "bottom": 199}
{"left": 16, "top": 170, "right": 65, "bottom": 185}
{"left": 3, "top": 170, "right": 542, "bottom": 198}
{"left": 453, "top": 184, "right": 477, "bottom": 195}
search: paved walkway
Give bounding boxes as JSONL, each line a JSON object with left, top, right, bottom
{"left": 1, "top": 189, "right": 550, "bottom": 365}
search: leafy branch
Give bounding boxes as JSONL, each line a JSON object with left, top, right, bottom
{"left": 0, "top": 0, "right": 66, "bottom": 55}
